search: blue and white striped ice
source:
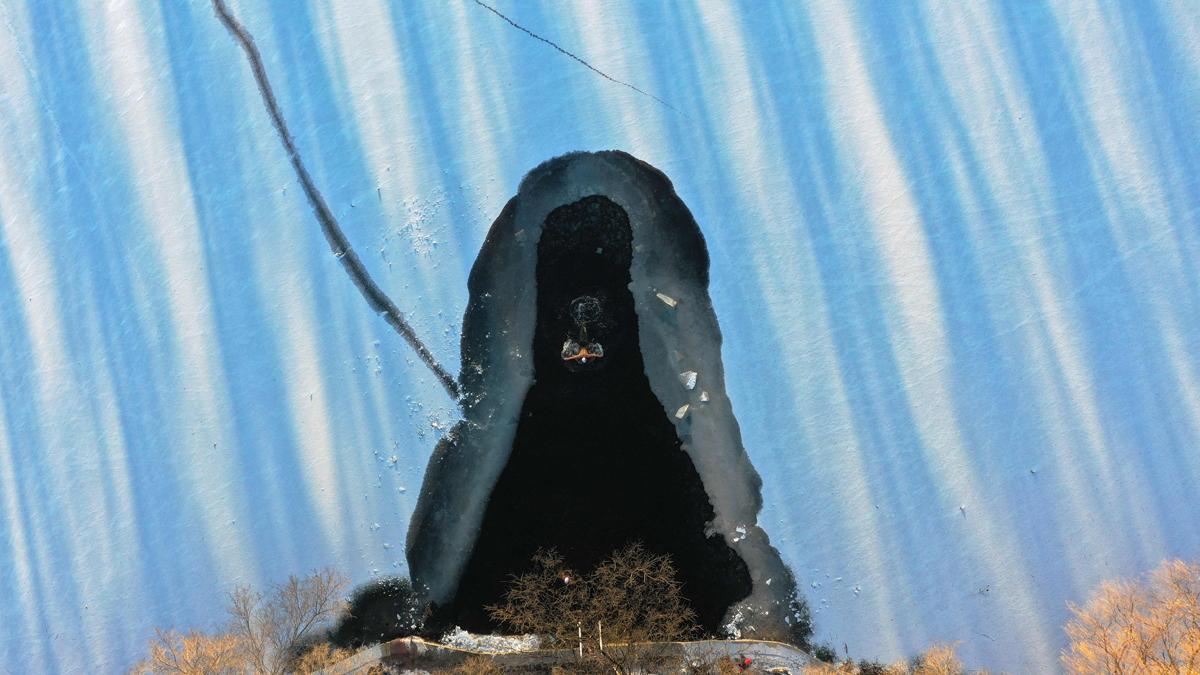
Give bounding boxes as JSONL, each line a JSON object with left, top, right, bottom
{"left": 1, "top": 1, "right": 1197, "bottom": 672}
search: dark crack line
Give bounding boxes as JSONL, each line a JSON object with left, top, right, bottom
{"left": 472, "top": 0, "right": 679, "bottom": 114}
{"left": 211, "top": 0, "right": 461, "bottom": 402}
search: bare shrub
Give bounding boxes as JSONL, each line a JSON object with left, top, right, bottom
{"left": 801, "top": 643, "right": 967, "bottom": 675}
{"left": 132, "top": 568, "right": 349, "bottom": 675}
{"left": 1062, "top": 558, "right": 1200, "bottom": 674}
{"left": 486, "top": 548, "right": 580, "bottom": 644}
{"left": 293, "top": 642, "right": 354, "bottom": 673}
{"left": 587, "top": 543, "right": 699, "bottom": 643}
{"left": 131, "top": 629, "right": 246, "bottom": 674}
{"left": 813, "top": 642, "right": 839, "bottom": 664}
{"left": 228, "top": 567, "right": 349, "bottom": 674}
{"left": 487, "top": 543, "right": 697, "bottom": 648}
{"left": 910, "top": 643, "right": 963, "bottom": 675}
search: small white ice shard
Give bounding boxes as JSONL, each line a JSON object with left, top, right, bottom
{"left": 656, "top": 292, "right": 678, "bottom": 308}
{"left": 679, "top": 371, "right": 698, "bottom": 390}
{"left": 674, "top": 403, "right": 690, "bottom": 419}
{"left": 699, "top": 390, "right": 710, "bottom": 402}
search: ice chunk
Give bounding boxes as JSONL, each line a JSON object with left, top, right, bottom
{"left": 679, "top": 371, "right": 698, "bottom": 390}
{"left": 656, "top": 292, "right": 678, "bottom": 307}
{"left": 699, "top": 390, "right": 710, "bottom": 402}
{"left": 675, "top": 403, "right": 690, "bottom": 419}
{"left": 441, "top": 627, "right": 541, "bottom": 653}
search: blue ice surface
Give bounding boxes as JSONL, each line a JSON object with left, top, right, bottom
{"left": 0, "top": 1, "right": 1198, "bottom": 672}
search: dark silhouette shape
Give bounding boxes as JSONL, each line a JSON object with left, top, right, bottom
{"left": 410, "top": 152, "right": 809, "bottom": 643}
{"left": 447, "top": 196, "right": 752, "bottom": 633}
{"left": 330, "top": 577, "right": 424, "bottom": 649}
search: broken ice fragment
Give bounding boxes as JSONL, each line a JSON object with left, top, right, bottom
{"left": 674, "top": 403, "right": 690, "bottom": 419}
{"left": 679, "top": 371, "right": 698, "bottom": 390}
{"left": 656, "top": 292, "right": 678, "bottom": 308}
{"left": 699, "top": 390, "right": 710, "bottom": 403}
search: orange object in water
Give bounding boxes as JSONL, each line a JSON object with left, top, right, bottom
{"left": 562, "top": 345, "right": 603, "bottom": 362}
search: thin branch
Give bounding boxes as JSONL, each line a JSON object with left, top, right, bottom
{"left": 210, "top": 0, "right": 460, "bottom": 401}
{"left": 472, "top": 0, "right": 679, "bottom": 114}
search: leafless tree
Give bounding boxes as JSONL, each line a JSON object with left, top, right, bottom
{"left": 226, "top": 567, "right": 349, "bottom": 675}
{"left": 488, "top": 543, "right": 698, "bottom": 673}
{"left": 1063, "top": 558, "right": 1200, "bottom": 674}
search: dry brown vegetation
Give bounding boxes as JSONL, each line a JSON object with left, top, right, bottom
{"left": 448, "top": 655, "right": 504, "bottom": 674}
{"left": 131, "top": 568, "right": 349, "bottom": 674}
{"left": 487, "top": 543, "right": 698, "bottom": 647}
{"left": 291, "top": 643, "right": 354, "bottom": 673}
{"left": 131, "top": 629, "right": 246, "bottom": 675}
{"left": 800, "top": 643, "right": 969, "bottom": 675}
{"left": 1062, "top": 558, "right": 1200, "bottom": 674}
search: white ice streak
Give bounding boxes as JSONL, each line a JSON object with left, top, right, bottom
{"left": 806, "top": 1, "right": 1054, "bottom": 667}
{"left": 87, "top": 0, "right": 257, "bottom": 572}
{"left": 691, "top": 1, "right": 901, "bottom": 657}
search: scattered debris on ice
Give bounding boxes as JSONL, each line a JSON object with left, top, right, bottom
{"left": 675, "top": 404, "right": 690, "bottom": 419}
{"left": 679, "top": 371, "right": 698, "bottom": 390}
{"left": 656, "top": 292, "right": 678, "bottom": 308}
{"left": 722, "top": 607, "right": 759, "bottom": 639}
{"left": 440, "top": 627, "right": 540, "bottom": 653}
